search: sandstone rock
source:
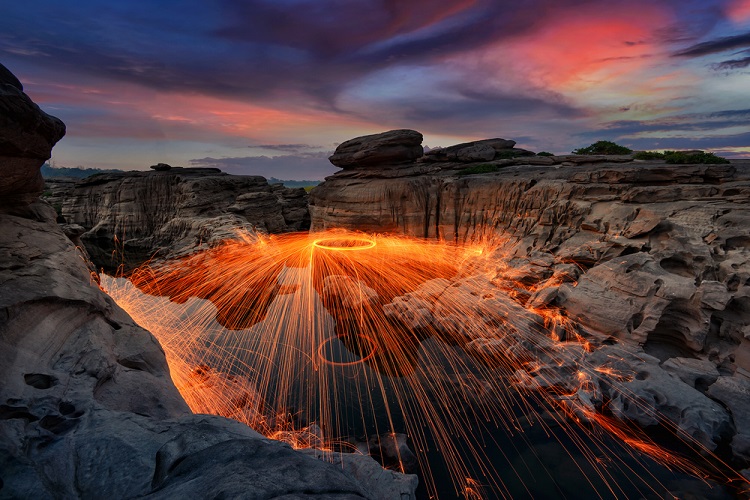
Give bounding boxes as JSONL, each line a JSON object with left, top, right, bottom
{"left": 580, "top": 345, "right": 732, "bottom": 450}
{"left": 301, "top": 449, "right": 419, "bottom": 499}
{"left": 707, "top": 376, "right": 750, "bottom": 460}
{"left": 59, "top": 169, "right": 310, "bottom": 272}
{"left": 329, "top": 129, "right": 423, "bottom": 168}
{"left": 424, "top": 138, "right": 517, "bottom": 163}
{"left": 0, "top": 63, "right": 65, "bottom": 211}
{"left": 661, "top": 357, "right": 720, "bottom": 390}
{"left": 311, "top": 130, "right": 750, "bottom": 464}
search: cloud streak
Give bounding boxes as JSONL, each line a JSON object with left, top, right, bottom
{"left": 672, "top": 31, "right": 750, "bottom": 56}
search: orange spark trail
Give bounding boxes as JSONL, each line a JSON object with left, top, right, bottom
{"left": 102, "top": 229, "right": 747, "bottom": 499}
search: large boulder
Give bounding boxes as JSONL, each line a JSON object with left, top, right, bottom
{"left": 329, "top": 129, "right": 423, "bottom": 168}
{"left": 0, "top": 62, "right": 66, "bottom": 211}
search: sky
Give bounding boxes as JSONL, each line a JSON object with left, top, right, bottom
{"left": 2, "top": 0, "right": 749, "bottom": 180}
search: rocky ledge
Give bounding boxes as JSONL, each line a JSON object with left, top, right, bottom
{"left": 0, "top": 65, "right": 416, "bottom": 498}
{"left": 311, "top": 129, "right": 750, "bottom": 468}
{"left": 49, "top": 167, "right": 310, "bottom": 273}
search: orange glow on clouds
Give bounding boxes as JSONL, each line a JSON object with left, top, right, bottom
{"left": 726, "top": 0, "right": 750, "bottom": 23}
{"left": 28, "top": 77, "right": 375, "bottom": 145}
{"left": 508, "top": 4, "right": 670, "bottom": 91}
{"left": 141, "top": 92, "right": 374, "bottom": 145}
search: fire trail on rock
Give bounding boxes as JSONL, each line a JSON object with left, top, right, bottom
{"left": 101, "top": 229, "right": 744, "bottom": 499}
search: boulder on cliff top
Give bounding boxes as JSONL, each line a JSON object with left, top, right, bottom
{"left": 0, "top": 63, "right": 66, "bottom": 210}
{"left": 424, "top": 138, "right": 518, "bottom": 163}
{"left": 329, "top": 129, "right": 423, "bottom": 168}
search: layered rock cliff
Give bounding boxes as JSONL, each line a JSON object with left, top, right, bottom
{"left": 55, "top": 169, "right": 310, "bottom": 272}
{"left": 311, "top": 129, "right": 750, "bottom": 466}
{"left": 0, "top": 65, "right": 415, "bottom": 499}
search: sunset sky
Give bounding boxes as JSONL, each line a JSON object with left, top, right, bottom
{"left": 2, "top": 0, "right": 749, "bottom": 179}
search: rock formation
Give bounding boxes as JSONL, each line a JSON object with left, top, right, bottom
{"left": 311, "top": 129, "right": 750, "bottom": 466}
{"left": 54, "top": 168, "right": 310, "bottom": 272}
{"left": 329, "top": 129, "right": 423, "bottom": 168}
{"left": 0, "top": 67, "right": 416, "bottom": 498}
{"left": 0, "top": 62, "right": 65, "bottom": 211}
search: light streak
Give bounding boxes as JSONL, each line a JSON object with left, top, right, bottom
{"left": 101, "top": 229, "right": 748, "bottom": 499}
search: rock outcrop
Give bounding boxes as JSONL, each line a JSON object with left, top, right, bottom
{"left": 329, "top": 129, "right": 424, "bottom": 168}
{"left": 310, "top": 129, "right": 750, "bottom": 465}
{"left": 55, "top": 169, "right": 310, "bottom": 272}
{"left": 0, "top": 62, "right": 65, "bottom": 211}
{"left": 1, "top": 68, "right": 416, "bottom": 499}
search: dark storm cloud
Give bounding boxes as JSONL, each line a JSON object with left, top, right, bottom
{"left": 189, "top": 152, "right": 336, "bottom": 180}
{"left": 672, "top": 31, "right": 750, "bottom": 57}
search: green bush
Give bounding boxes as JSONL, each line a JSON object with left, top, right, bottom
{"left": 537, "top": 151, "right": 554, "bottom": 157}
{"left": 494, "top": 150, "right": 523, "bottom": 160}
{"left": 572, "top": 141, "right": 632, "bottom": 155}
{"left": 663, "top": 151, "right": 729, "bottom": 164}
{"left": 633, "top": 151, "right": 665, "bottom": 160}
{"left": 457, "top": 164, "right": 500, "bottom": 176}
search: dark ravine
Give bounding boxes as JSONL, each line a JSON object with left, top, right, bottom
{"left": 311, "top": 130, "right": 750, "bottom": 470}
{"left": 0, "top": 65, "right": 417, "bottom": 498}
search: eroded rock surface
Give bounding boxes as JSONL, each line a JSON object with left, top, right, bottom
{"left": 0, "top": 62, "right": 65, "bottom": 211}
{"left": 56, "top": 169, "right": 310, "bottom": 272}
{"left": 329, "top": 129, "right": 423, "bottom": 168}
{"left": 311, "top": 129, "right": 750, "bottom": 465}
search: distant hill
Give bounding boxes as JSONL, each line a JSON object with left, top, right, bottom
{"left": 41, "top": 164, "right": 123, "bottom": 179}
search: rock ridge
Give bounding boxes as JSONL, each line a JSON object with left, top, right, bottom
{"left": 310, "top": 129, "right": 750, "bottom": 468}
{"left": 55, "top": 168, "right": 310, "bottom": 272}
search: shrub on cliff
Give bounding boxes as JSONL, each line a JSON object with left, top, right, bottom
{"left": 537, "top": 151, "right": 554, "bottom": 156}
{"left": 572, "top": 141, "right": 632, "bottom": 155}
{"left": 633, "top": 151, "right": 665, "bottom": 160}
{"left": 663, "top": 151, "right": 730, "bottom": 164}
{"left": 457, "top": 164, "right": 499, "bottom": 176}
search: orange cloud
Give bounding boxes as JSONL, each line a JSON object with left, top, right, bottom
{"left": 138, "top": 92, "right": 374, "bottom": 145}
{"left": 726, "top": 0, "right": 750, "bottom": 23}
{"left": 505, "top": 3, "right": 671, "bottom": 91}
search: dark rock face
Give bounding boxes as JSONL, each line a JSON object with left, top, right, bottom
{"left": 310, "top": 129, "right": 750, "bottom": 463}
{"left": 329, "top": 129, "right": 424, "bottom": 168}
{"left": 1, "top": 67, "right": 416, "bottom": 499}
{"left": 57, "top": 168, "right": 310, "bottom": 272}
{"left": 0, "top": 62, "right": 66, "bottom": 210}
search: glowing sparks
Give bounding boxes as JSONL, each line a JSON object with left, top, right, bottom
{"left": 102, "top": 229, "right": 748, "bottom": 498}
